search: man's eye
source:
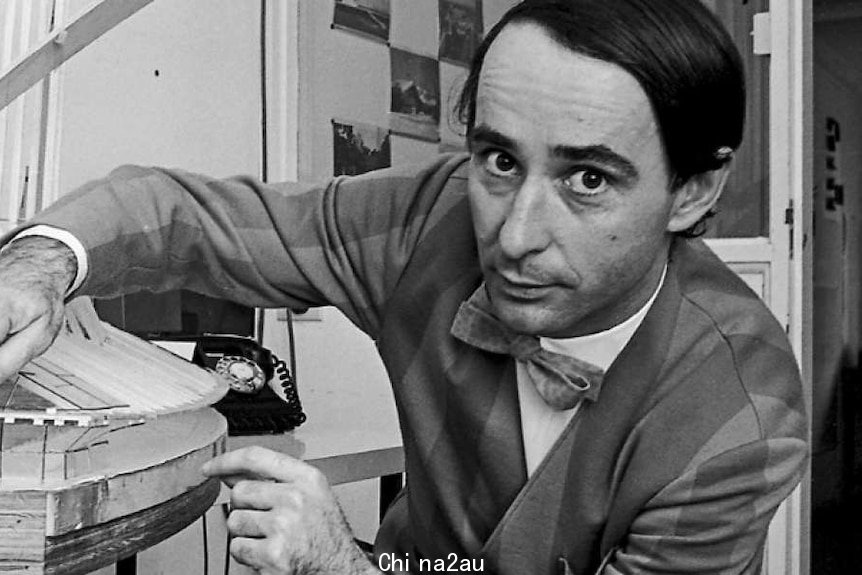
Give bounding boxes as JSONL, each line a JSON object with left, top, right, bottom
{"left": 561, "top": 169, "right": 609, "bottom": 196}
{"left": 483, "top": 151, "right": 519, "bottom": 177}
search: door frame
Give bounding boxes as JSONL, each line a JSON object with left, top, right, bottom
{"left": 763, "top": 1, "right": 813, "bottom": 573}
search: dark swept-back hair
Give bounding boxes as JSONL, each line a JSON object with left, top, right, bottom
{"left": 456, "top": 0, "right": 746, "bottom": 234}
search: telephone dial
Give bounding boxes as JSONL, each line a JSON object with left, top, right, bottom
{"left": 163, "top": 334, "right": 306, "bottom": 435}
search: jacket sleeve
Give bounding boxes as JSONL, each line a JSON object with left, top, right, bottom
{"left": 18, "top": 154, "right": 468, "bottom": 338}
{"left": 601, "top": 434, "right": 807, "bottom": 574}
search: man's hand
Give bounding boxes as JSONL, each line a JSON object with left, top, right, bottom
{"left": 0, "top": 236, "right": 76, "bottom": 382}
{"left": 202, "top": 446, "right": 379, "bottom": 575}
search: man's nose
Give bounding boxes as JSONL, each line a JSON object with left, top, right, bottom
{"left": 497, "top": 177, "right": 552, "bottom": 260}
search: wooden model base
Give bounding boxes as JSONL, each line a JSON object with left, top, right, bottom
{"left": 0, "top": 408, "right": 226, "bottom": 574}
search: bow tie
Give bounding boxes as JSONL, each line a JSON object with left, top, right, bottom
{"left": 450, "top": 286, "right": 605, "bottom": 410}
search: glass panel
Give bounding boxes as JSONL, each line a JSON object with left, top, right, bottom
{"left": 702, "top": 0, "right": 770, "bottom": 238}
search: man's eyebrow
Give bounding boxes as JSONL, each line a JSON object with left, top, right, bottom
{"left": 469, "top": 124, "right": 640, "bottom": 182}
{"left": 552, "top": 144, "right": 639, "bottom": 181}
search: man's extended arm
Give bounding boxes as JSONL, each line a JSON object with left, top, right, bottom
{"left": 14, "top": 156, "right": 464, "bottom": 334}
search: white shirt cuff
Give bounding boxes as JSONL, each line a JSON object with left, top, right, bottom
{"left": 10, "top": 225, "right": 89, "bottom": 295}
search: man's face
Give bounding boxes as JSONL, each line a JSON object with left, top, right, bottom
{"left": 468, "top": 23, "right": 680, "bottom": 338}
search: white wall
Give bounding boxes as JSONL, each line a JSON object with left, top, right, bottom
{"left": 57, "top": 0, "right": 261, "bottom": 190}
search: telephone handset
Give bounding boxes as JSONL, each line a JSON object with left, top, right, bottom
{"left": 165, "top": 334, "right": 306, "bottom": 435}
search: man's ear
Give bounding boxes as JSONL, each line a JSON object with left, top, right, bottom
{"left": 666, "top": 165, "right": 731, "bottom": 233}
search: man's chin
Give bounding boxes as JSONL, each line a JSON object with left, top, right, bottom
{"left": 491, "top": 303, "right": 553, "bottom": 337}
{"left": 484, "top": 286, "right": 542, "bottom": 332}
{"left": 489, "top": 296, "right": 588, "bottom": 338}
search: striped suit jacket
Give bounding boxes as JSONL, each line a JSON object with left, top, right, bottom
{"left": 26, "top": 154, "right": 808, "bottom": 574}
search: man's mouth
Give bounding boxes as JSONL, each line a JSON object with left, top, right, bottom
{"left": 500, "top": 275, "right": 544, "bottom": 288}
{"left": 493, "top": 271, "right": 553, "bottom": 300}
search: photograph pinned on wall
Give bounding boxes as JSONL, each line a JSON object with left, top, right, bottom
{"left": 332, "top": 0, "right": 391, "bottom": 43}
{"left": 390, "top": 48, "right": 440, "bottom": 142}
{"left": 438, "top": 0, "right": 483, "bottom": 67}
{"left": 332, "top": 119, "right": 392, "bottom": 176}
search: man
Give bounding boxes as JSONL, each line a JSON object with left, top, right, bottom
{"left": 0, "top": 0, "right": 807, "bottom": 573}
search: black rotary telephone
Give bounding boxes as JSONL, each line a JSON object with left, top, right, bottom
{"left": 163, "top": 334, "right": 307, "bottom": 435}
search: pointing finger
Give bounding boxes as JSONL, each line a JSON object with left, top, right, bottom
{"left": 212, "top": 473, "right": 257, "bottom": 489}
{"left": 229, "top": 480, "right": 286, "bottom": 511}
{"left": 202, "top": 446, "right": 316, "bottom": 483}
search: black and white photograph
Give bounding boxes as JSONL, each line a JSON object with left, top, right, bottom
{"left": 332, "top": 0, "right": 391, "bottom": 43}
{"left": 438, "top": 0, "right": 483, "bottom": 66}
{"left": 1, "top": 0, "right": 857, "bottom": 572}
{"left": 332, "top": 119, "right": 391, "bottom": 176}
{"left": 389, "top": 48, "right": 440, "bottom": 142}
